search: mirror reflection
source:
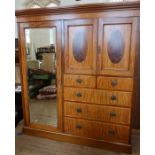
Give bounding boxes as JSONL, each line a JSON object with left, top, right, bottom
{"left": 25, "top": 28, "right": 57, "bottom": 127}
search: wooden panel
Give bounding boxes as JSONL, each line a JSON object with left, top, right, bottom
{"left": 98, "top": 17, "right": 138, "bottom": 76}
{"left": 16, "top": 2, "right": 140, "bottom": 17}
{"left": 97, "top": 76, "right": 133, "bottom": 91}
{"left": 72, "top": 30, "right": 87, "bottom": 62}
{"left": 64, "top": 19, "right": 97, "bottom": 74}
{"left": 64, "top": 74, "right": 96, "bottom": 88}
{"left": 64, "top": 117, "right": 130, "bottom": 144}
{"left": 132, "top": 17, "right": 140, "bottom": 129}
{"left": 108, "top": 30, "right": 125, "bottom": 64}
{"left": 16, "top": 10, "right": 139, "bottom": 24}
{"left": 64, "top": 102, "right": 131, "bottom": 125}
{"left": 64, "top": 87, "right": 132, "bottom": 107}
{"left": 19, "top": 23, "right": 30, "bottom": 126}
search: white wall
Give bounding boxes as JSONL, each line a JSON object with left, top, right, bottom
{"left": 15, "top": 0, "right": 27, "bottom": 38}
{"left": 15, "top": 0, "right": 126, "bottom": 10}
{"left": 15, "top": 0, "right": 97, "bottom": 9}
{"left": 15, "top": 0, "right": 27, "bottom": 10}
{"left": 60, "top": 0, "right": 124, "bottom": 6}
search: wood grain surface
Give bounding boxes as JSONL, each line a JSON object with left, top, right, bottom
{"left": 64, "top": 102, "right": 131, "bottom": 125}
{"left": 64, "top": 87, "right": 132, "bottom": 107}
{"left": 97, "top": 76, "right": 133, "bottom": 91}
{"left": 64, "top": 74, "right": 96, "bottom": 88}
{"left": 64, "top": 117, "right": 130, "bottom": 144}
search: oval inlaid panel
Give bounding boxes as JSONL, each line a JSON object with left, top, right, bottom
{"left": 73, "top": 29, "right": 87, "bottom": 62}
{"left": 108, "top": 30, "right": 125, "bottom": 64}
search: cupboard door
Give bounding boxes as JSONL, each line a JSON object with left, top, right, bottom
{"left": 98, "top": 18, "right": 138, "bottom": 77}
{"left": 64, "top": 19, "right": 97, "bottom": 74}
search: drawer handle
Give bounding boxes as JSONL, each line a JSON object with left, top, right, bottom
{"left": 76, "top": 79, "right": 82, "bottom": 84}
{"left": 111, "top": 95, "right": 117, "bottom": 100}
{"left": 76, "top": 92, "right": 82, "bottom": 97}
{"left": 76, "top": 124, "right": 82, "bottom": 129}
{"left": 76, "top": 108, "right": 82, "bottom": 113}
{"left": 111, "top": 80, "right": 117, "bottom": 86}
{"left": 110, "top": 112, "right": 116, "bottom": 117}
{"left": 108, "top": 129, "right": 115, "bottom": 136}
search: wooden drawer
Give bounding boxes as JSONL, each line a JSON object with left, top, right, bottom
{"left": 64, "top": 87, "right": 132, "bottom": 107}
{"left": 64, "top": 74, "right": 96, "bottom": 88}
{"left": 99, "top": 90, "right": 132, "bottom": 107}
{"left": 64, "top": 102, "right": 131, "bottom": 125}
{"left": 64, "top": 87, "right": 95, "bottom": 103}
{"left": 64, "top": 117, "right": 130, "bottom": 144}
{"left": 97, "top": 76, "right": 133, "bottom": 91}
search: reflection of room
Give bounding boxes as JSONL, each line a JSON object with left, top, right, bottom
{"left": 25, "top": 28, "right": 57, "bottom": 126}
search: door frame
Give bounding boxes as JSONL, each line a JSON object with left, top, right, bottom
{"left": 18, "top": 21, "right": 63, "bottom": 132}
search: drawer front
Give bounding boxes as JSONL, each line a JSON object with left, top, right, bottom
{"left": 64, "top": 87, "right": 132, "bottom": 107}
{"left": 64, "top": 102, "right": 131, "bottom": 125}
{"left": 64, "top": 74, "right": 96, "bottom": 88}
{"left": 64, "top": 117, "right": 130, "bottom": 144}
{"left": 99, "top": 90, "right": 132, "bottom": 107}
{"left": 64, "top": 87, "right": 95, "bottom": 103}
{"left": 97, "top": 76, "right": 133, "bottom": 91}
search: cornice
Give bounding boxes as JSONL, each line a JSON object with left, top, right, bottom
{"left": 15, "top": 1, "right": 140, "bottom": 17}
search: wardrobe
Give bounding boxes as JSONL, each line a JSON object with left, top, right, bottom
{"left": 16, "top": 1, "right": 140, "bottom": 153}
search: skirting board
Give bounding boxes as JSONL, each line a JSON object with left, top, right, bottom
{"left": 23, "top": 127, "right": 132, "bottom": 154}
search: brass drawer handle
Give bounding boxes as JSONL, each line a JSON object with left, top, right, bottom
{"left": 108, "top": 129, "right": 115, "bottom": 136}
{"left": 76, "top": 108, "right": 82, "bottom": 113}
{"left": 111, "top": 95, "right": 117, "bottom": 100}
{"left": 110, "top": 112, "right": 116, "bottom": 117}
{"left": 76, "top": 124, "right": 82, "bottom": 129}
{"left": 76, "top": 79, "right": 82, "bottom": 84}
{"left": 76, "top": 92, "right": 82, "bottom": 97}
{"left": 111, "top": 80, "right": 117, "bottom": 86}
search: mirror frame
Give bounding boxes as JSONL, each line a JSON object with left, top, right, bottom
{"left": 19, "top": 21, "right": 62, "bottom": 132}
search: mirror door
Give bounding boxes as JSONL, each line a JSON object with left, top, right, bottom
{"left": 20, "top": 21, "right": 62, "bottom": 131}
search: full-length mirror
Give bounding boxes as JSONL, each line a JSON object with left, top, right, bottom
{"left": 25, "top": 28, "right": 57, "bottom": 127}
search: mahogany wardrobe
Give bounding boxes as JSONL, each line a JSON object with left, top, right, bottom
{"left": 16, "top": 1, "right": 140, "bottom": 153}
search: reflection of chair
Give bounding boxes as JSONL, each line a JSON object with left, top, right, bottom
{"left": 28, "top": 69, "right": 52, "bottom": 98}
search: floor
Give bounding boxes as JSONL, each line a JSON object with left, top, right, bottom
{"left": 30, "top": 99, "right": 57, "bottom": 126}
{"left": 15, "top": 121, "right": 140, "bottom": 155}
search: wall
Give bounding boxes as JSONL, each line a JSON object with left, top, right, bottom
{"left": 15, "top": 0, "right": 27, "bottom": 10}
{"left": 15, "top": 0, "right": 27, "bottom": 38}
{"left": 60, "top": 0, "right": 123, "bottom": 6}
